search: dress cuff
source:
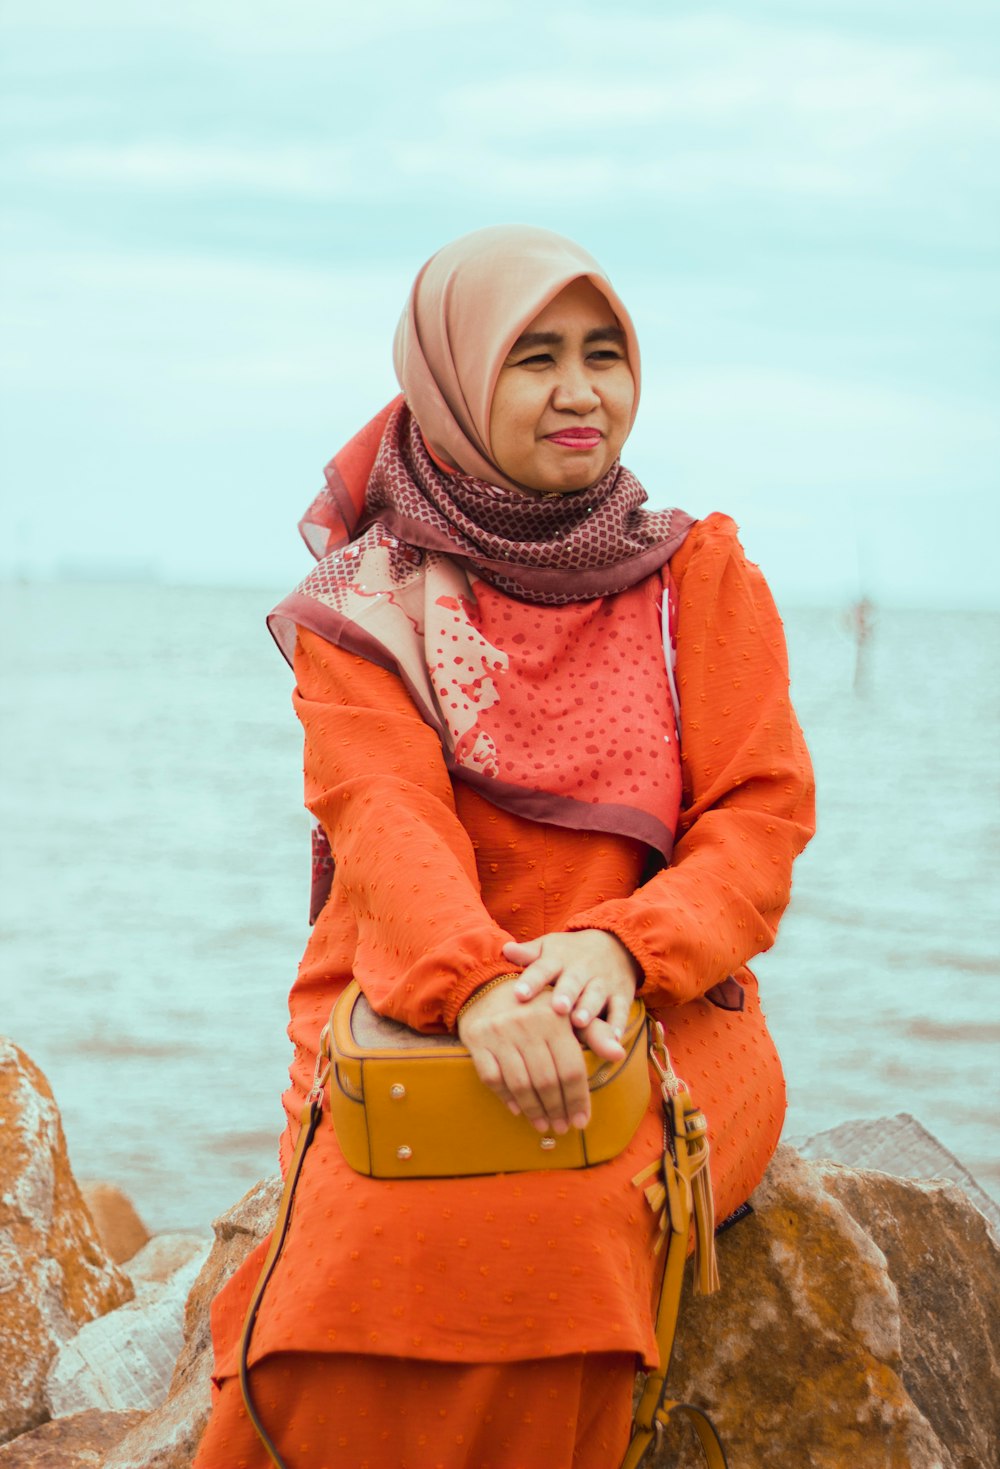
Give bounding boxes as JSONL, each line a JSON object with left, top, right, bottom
{"left": 442, "top": 960, "right": 523, "bottom": 1031}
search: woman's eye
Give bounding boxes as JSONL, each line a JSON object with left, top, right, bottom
{"left": 589, "top": 349, "right": 624, "bottom": 363}
{"left": 517, "top": 352, "right": 554, "bottom": 367}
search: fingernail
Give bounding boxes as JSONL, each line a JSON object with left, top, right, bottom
{"left": 553, "top": 1119, "right": 568, "bottom": 1135}
{"left": 574, "top": 1009, "right": 590, "bottom": 1025}
{"left": 573, "top": 1112, "right": 589, "bottom": 1130}
{"left": 613, "top": 1027, "right": 623, "bottom": 1041}
{"left": 508, "top": 1101, "right": 521, "bottom": 1116}
{"left": 553, "top": 995, "right": 571, "bottom": 1014}
{"left": 534, "top": 1118, "right": 549, "bottom": 1133}
{"left": 515, "top": 982, "right": 530, "bottom": 998}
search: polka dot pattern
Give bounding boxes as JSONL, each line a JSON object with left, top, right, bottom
{"left": 195, "top": 1349, "right": 635, "bottom": 1469}
{"left": 275, "top": 547, "right": 685, "bottom": 856}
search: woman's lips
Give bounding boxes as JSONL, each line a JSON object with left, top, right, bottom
{"left": 545, "top": 429, "right": 603, "bottom": 450}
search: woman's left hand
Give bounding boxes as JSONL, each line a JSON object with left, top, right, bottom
{"left": 501, "top": 930, "right": 641, "bottom": 1054}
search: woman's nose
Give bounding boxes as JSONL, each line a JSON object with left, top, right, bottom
{"left": 551, "top": 361, "right": 600, "bottom": 413}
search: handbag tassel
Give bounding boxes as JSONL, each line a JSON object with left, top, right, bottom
{"left": 682, "top": 1104, "right": 719, "bottom": 1296}
{"left": 631, "top": 1100, "right": 720, "bottom": 1293}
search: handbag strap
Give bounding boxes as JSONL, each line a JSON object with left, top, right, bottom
{"left": 620, "top": 1023, "right": 728, "bottom": 1469}
{"left": 239, "top": 1081, "right": 326, "bottom": 1469}
{"left": 238, "top": 1027, "right": 728, "bottom": 1469}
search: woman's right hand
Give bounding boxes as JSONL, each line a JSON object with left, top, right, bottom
{"left": 457, "top": 980, "right": 591, "bottom": 1135}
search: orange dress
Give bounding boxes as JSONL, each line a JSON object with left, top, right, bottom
{"left": 195, "top": 514, "right": 814, "bottom": 1469}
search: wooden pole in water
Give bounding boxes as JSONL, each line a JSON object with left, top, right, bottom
{"left": 848, "top": 596, "right": 875, "bottom": 692}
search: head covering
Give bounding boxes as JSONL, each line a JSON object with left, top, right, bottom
{"left": 270, "top": 226, "right": 694, "bottom": 876}
{"left": 393, "top": 224, "right": 641, "bottom": 489}
{"left": 295, "top": 225, "right": 683, "bottom": 601}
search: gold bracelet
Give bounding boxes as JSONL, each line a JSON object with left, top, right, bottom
{"left": 456, "top": 972, "right": 521, "bottom": 1023}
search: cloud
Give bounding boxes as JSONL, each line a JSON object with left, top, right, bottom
{"left": 631, "top": 364, "right": 1000, "bottom": 500}
{"left": 7, "top": 7, "right": 998, "bottom": 211}
{"left": 27, "top": 141, "right": 358, "bottom": 197}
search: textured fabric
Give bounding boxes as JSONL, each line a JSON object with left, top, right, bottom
{"left": 363, "top": 404, "right": 691, "bottom": 605}
{"left": 194, "top": 1350, "right": 637, "bottom": 1469}
{"left": 271, "top": 513, "right": 686, "bottom": 863}
{"left": 269, "top": 400, "right": 694, "bottom": 860}
{"left": 293, "top": 399, "right": 688, "bottom": 603}
{"left": 203, "top": 514, "right": 814, "bottom": 1400}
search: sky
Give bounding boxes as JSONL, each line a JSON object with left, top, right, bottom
{"left": 2, "top": 0, "right": 998, "bottom": 606}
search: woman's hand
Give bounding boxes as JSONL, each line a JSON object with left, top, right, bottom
{"left": 501, "top": 930, "right": 640, "bottom": 1056}
{"left": 457, "top": 981, "right": 593, "bottom": 1135}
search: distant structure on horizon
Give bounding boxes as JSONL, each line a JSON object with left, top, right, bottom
{"left": 843, "top": 596, "right": 876, "bottom": 692}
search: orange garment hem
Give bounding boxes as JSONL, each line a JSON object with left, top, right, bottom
{"left": 193, "top": 1349, "right": 637, "bottom": 1469}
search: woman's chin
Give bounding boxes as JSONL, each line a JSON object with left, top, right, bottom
{"left": 512, "top": 461, "right": 610, "bottom": 498}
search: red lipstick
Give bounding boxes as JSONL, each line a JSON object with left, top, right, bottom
{"left": 546, "top": 428, "right": 603, "bottom": 450}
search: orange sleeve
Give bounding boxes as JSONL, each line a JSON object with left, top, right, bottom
{"left": 566, "top": 513, "right": 816, "bottom": 1006}
{"left": 292, "top": 628, "right": 517, "bottom": 1031}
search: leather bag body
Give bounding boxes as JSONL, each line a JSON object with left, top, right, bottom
{"left": 326, "top": 980, "right": 650, "bottom": 1177}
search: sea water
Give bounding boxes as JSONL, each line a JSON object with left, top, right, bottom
{"left": 2, "top": 583, "right": 998, "bottom": 1230}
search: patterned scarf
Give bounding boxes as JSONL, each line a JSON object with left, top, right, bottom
{"left": 269, "top": 401, "right": 693, "bottom": 867}
{"left": 348, "top": 404, "right": 692, "bottom": 605}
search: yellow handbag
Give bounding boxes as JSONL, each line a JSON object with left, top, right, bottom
{"left": 239, "top": 983, "right": 729, "bottom": 1469}
{"left": 326, "top": 979, "right": 651, "bottom": 1176}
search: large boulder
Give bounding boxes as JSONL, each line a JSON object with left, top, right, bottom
{"left": 48, "top": 1128, "right": 998, "bottom": 1469}
{"left": 102, "top": 1176, "right": 282, "bottom": 1469}
{"left": 0, "top": 1041, "right": 133, "bottom": 1444}
{"left": 45, "top": 1241, "right": 211, "bottom": 1417}
{"left": 79, "top": 1182, "right": 151, "bottom": 1265}
{"left": 800, "top": 1112, "right": 1000, "bottom": 1240}
{"left": 820, "top": 1164, "right": 999, "bottom": 1469}
{"left": 660, "top": 1146, "right": 999, "bottom": 1469}
{"left": 0, "top": 1410, "right": 147, "bottom": 1468}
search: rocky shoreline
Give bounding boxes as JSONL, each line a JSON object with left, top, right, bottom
{"left": 1, "top": 1036, "right": 997, "bottom": 1468}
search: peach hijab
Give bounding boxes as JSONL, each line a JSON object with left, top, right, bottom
{"left": 393, "top": 224, "right": 641, "bottom": 490}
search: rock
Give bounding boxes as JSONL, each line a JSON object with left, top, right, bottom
{"left": 101, "top": 1376, "right": 211, "bottom": 1469}
{"left": 0, "top": 1409, "right": 147, "bottom": 1467}
{"left": 102, "top": 1176, "right": 282, "bottom": 1469}
{"left": 800, "top": 1112, "right": 1000, "bottom": 1240}
{"left": 0, "top": 1040, "right": 133, "bottom": 1445}
{"left": 125, "top": 1233, "right": 213, "bottom": 1291}
{"left": 46, "top": 1242, "right": 211, "bottom": 1417}
{"left": 79, "top": 1183, "right": 151, "bottom": 1265}
{"left": 87, "top": 1153, "right": 1000, "bottom": 1469}
{"left": 655, "top": 1146, "right": 999, "bottom": 1469}
{"left": 820, "top": 1164, "right": 1000, "bottom": 1469}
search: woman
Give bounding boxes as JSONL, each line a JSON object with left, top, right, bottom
{"left": 194, "top": 225, "right": 815, "bottom": 1469}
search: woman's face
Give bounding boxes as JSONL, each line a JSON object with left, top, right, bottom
{"left": 488, "top": 278, "right": 636, "bottom": 496}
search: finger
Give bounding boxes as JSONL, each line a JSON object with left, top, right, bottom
{"left": 549, "top": 971, "right": 590, "bottom": 1017}
{"left": 569, "top": 977, "right": 610, "bottom": 1029}
{"left": 497, "top": 1050, "right": 550, "bottom": 1130}
{"left": 511, "top": 957, "right": 562, "bottom": 1002}
{"left": 578, "top": 1016, "right": 627, "bottom": 1063}
{"left": 521, "top": 1045, "right": 571, "bottom": 1133}
{"left": 468, "top": 1047, "right": 520, "bottom": 1113}
{"left": 502, "top": 938, "right": 541, "bottom": 966}
{"left": 604, "top": 991, "right": 633, "bottom": 1042}
{"left": 547, "top": 1033, "right": 590, "bottom": 1130}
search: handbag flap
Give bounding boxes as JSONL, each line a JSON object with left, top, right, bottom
{"left": 350, "top": 990, "right": 465, "bottom": 1051}
{"left": 336, "top": 981, "right": 647, "bottom": 1078}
